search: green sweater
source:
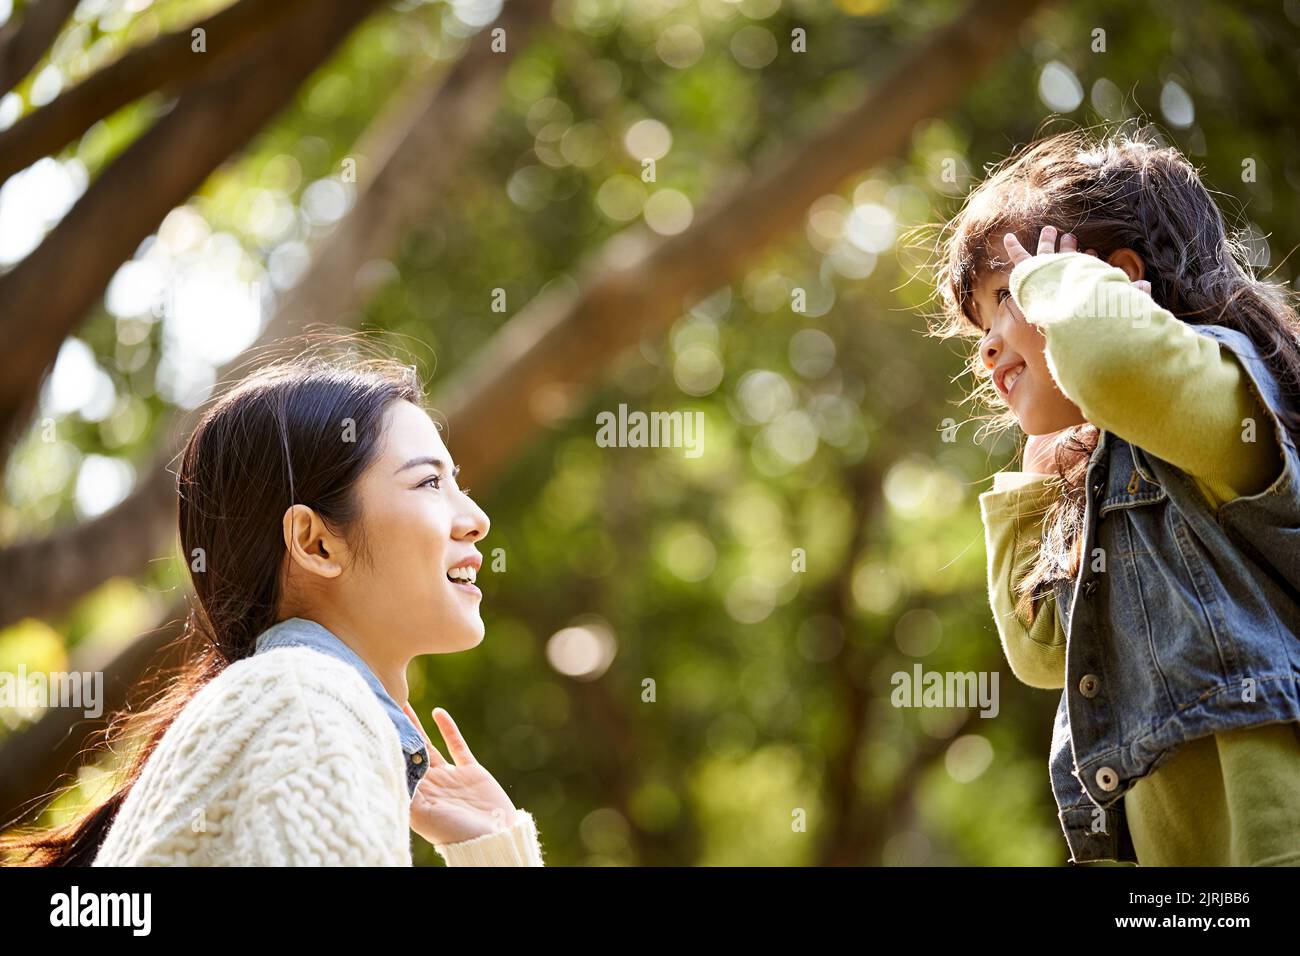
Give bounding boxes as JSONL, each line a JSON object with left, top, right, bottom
{"left": 978, "top": 251, "right": 1300, "bottom": 866}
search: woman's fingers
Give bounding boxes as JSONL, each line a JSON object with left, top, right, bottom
{"left": 405, "top": 702, "right": 486, "bottom": 770}
{"left": 1058, "top": 231, "right": 1078, "bottom": 253}
{"left": 432, "top": 707, "right": 478, "bottom": 766}
{"left": 1135, "top": 279, "right": 1152, "bottom": 295}
{"left": 402, "top": 700, "right": 448, "bottom": 766}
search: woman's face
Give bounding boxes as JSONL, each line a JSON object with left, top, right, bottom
{"left": 970, "top": 266, "right": 1086, "bottom": 435}
{"left": 341, "top": 400, "right": 490, "bottom": 654}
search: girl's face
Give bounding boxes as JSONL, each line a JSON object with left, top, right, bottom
{"left": 341, "top": 400, "right": 490, "bottom": 654}
{"left": 971, "top": 265, "right": 1086, "bottom": 436}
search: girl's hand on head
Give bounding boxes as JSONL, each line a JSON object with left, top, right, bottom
{"left": 404, "top": 703, "right": 520, "bottom": 847}
{"left": 1003, "top": 223, "right": 1069, "bottom": 266}
{"left": 1004, "top": 226, "right": 1152, "bottom": 296}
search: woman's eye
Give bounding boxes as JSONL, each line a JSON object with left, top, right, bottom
{"left": 418, "top": 469, "right": 466, "bottom": 493}
{"left": 996, "top": 288, "right": 1011, "bottom": 305}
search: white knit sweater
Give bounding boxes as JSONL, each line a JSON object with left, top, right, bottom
{"left": 92, "top": 646, "right": 544, "bottom": 866}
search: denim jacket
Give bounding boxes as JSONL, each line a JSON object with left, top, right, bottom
{"left": 1047, "top": 322, "right": 1300, "bottom": 863}
{"left": 253, "top": 617, "right": 431, "bottom": 797}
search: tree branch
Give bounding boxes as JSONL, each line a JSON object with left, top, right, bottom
{"left": 0, "top": 0, "right": 1048, "bottom": 625}
{"left": 262, "top": 0, "right": 553, "bottom": 340}
{"left": 0, "top": 0, "right": 385, "bottom": 470}
{"left": 0, "top": 1, "right": 550, "bottom": 630}
{"left": 0, "top": 460, "right": 176, "bottom": 629}
{"left": 0, "top": 0, "right": 316, "bottom": 185}
{"left": 431, "top": 0, "right": 1052, "bottom": 485}
{"left": 0, "top": 0, "right": 78, "bottom": 97}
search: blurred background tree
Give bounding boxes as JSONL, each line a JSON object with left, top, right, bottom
{"left": 0, "top": 0, "right": 1296, "bottom": 865}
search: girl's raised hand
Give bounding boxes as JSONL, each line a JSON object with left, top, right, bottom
{"left": 403, "top": 702, "right": 519, "bottom": 847}
{"left": 1004, "top": 225, "right": 1152, "bottom": 297}
{"left": 1003, "top": 223, "right": 1072, "bottom": 265}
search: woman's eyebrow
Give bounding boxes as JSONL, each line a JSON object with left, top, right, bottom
{"left": 395, "top": 455, "right": 448, "bottom": 475}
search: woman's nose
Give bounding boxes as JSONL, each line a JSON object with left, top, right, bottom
{"left": 455, "top": 498, "right": 489, "bottom": 541}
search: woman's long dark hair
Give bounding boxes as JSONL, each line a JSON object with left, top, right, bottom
{"left": 926, "top": 124, "right": 1300, "bottom": 625}
{"left": 0, "top": 339, "right": 426, "bottom": 865}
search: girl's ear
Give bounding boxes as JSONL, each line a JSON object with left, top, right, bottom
{"left": 1106, "top": 247, "right": 1146, "bottom": 283}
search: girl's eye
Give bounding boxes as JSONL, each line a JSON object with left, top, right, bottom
{"left": 419, "top": 475, "right": 443, "bottom": 490}
{"left": 996, "top": 288, "right": 1011, "bottom": 305}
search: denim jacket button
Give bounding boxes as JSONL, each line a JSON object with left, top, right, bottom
{"left": 1095, "top": 767, "right": 1119, "bottom": 791}
{"left": 410, "top": 752, "right": 424, "bottom": 765}
{"left": 1079, "top": 674, "right": 1100, "bottom": 698}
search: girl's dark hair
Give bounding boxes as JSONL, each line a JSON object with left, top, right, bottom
{"left": 0, "top": 337, "right": 426, "bottom": 865}
{"left": 926, "top": 124, "right": 1300, "bottom": 625}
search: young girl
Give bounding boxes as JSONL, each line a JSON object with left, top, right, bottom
{"left": 932, "top": 128, "right": 1300, "bottom": 865}
{"left": 0, "top": 346, "right": 545, "bottom": 866}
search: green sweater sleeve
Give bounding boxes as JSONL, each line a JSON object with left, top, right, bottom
{"left": 978, "top": 473, "right": 1067, "bottom": 690}
{"left": 1008, "top": 252, "right": 1283, "bottom": 506}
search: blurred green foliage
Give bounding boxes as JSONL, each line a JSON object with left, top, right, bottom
{"left": 3, "top": 0, "right": 1299, "bottom": 865}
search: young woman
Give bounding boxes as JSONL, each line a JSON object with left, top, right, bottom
{"left": 930, "top": 128, "right": 1300, "bottom": 865}
{"left": 1, "top": 349, "right": 544, "bottom": 866}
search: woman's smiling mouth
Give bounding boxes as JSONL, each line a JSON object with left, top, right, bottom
{"left": 447, "top": 557, "right": 482, "bottom": 597}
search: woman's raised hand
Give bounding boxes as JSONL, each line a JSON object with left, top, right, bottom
{"left": 403, "top": 702, "right": 519, "bottom": 846}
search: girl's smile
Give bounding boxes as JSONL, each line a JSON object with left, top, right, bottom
{"left": 994, "top": 359, "right": 1026, "bottom": 399}
{"left": 971, "top": 265, "right": 1085, "bottom": 436}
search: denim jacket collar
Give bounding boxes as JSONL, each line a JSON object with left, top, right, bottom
{"left": 253, "top": 616, "right": 430, "bottom": 796}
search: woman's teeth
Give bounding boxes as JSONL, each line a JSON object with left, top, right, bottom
{"left": 1006, "top": 366, "right": 1024, "bottom": 392}
{"left": 447, "top": 566, "right": 477, "bottom": 585}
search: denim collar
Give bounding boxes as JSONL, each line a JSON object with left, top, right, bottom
{"left": 253, "top": 616, "right": 429, "bottom": 796}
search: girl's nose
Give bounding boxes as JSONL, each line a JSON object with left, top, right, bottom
{"left": 983, "top": 337, "right": 1000, "bottom": 369}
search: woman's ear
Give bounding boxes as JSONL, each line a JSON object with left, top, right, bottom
{"left": 282, "top": 504, "right": 347, "bottom": 579}
{"left": 1106, "top": 247, "right": 1146, "bottom": 283}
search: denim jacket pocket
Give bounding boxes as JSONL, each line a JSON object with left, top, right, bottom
{"left": 1095, "top": 440, "right": 1167, "bottom": 517}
